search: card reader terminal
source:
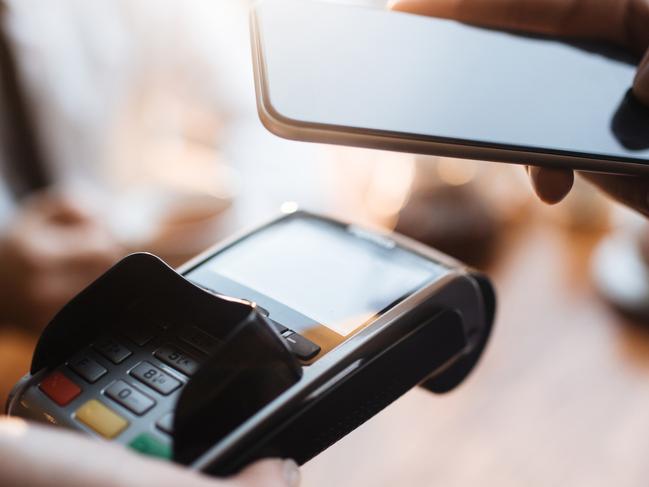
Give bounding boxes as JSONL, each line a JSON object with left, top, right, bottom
{"left": 6, "top": 211, "right": 495, "bottom": 475}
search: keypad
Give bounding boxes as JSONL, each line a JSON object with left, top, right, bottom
{"left": 56, "top": 312, "right": 320, "bottom": 450}
{"left": 105, "top": 380, "right": 155, "bottom": 415}
{"left": 130, "top": 362, "right": 181, "bottom": 395}
{"left": 93, "top": 339, "right": 132, "bottom": 364}
{"left": 68, "top": 356, "right": 107, "bottom": 383}
{"left": 154, "top": 344, "right": 200, "bottom": 376}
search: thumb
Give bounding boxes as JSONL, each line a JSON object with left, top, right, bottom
{"left": 526, "top": 166, "right": 574, "bottom": 205}
{"left": 388, "top": 0, "right": 631, "bottom": 47}
{"left": 388, "top": 0, "right": 459, "bottom": 18}
{"left": 0, "top": 418, "right": 300, "bottom": 487}
{"left": 634, "top": 49, "right": 649, "bottom": 106}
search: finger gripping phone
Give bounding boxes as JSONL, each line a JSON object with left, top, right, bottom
{"left": 6, "top": 211, "right": 495, "bottom": 475}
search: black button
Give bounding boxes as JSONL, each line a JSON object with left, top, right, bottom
{"left": 255, "top": 306, "right": 270, "bottom": 317}
{"left": 154, "top": 344, "right": 200, "bottom": 376}
{"left": 68, "top": 356, "right": 107, "bottom": 383}
{"left": 156, "top": 412, "right": 174, "bottom": 434}
{"left": 105, "top": 380, "right": 155, "bottom": 415}
{"left": 270, "top": 319, "right": 288, "bottom": 335}
{"left": 130, "top": 362, "right": 182, "bottom": 395}
{"left": 283, "top": 333, "right": 320, "bottom": 360}
{"left": 122, "top": 323, "right": 158, "bottom": 346}
{"left": 93, "top": 339, "right": 132, "bottom": 364}
{"left": 178, "top": 326, "right": 220, "bottom": 355}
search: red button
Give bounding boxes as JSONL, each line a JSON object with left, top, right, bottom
{"left": 39, "top": 371, "right": 82, "bottom": 406}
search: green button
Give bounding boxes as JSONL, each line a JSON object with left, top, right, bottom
{"left": 129, "top": 433, "right": 172, "bottom": 460}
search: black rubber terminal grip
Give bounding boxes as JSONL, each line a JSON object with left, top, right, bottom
{"left": 173, "top": 309, "right": 302, "bottom": 464}
{"left": 205, "top": 308, "right": 467, "bottom": 475}
{"left": 16, "top": 252, "right": 303, "bottom": 466}
{"left": 421, "top": 272, "right": 495, "bottom": 393}
{"left": 28, "top": 253, "right": 258, "bottom": 373}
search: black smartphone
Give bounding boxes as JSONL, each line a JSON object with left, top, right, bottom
{"left": 251, "top": 0, "right": 649, "bottom": 174}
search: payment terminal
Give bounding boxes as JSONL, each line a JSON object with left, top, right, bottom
{"left": 6, "top": 211, "right": 495, "bottom": 475}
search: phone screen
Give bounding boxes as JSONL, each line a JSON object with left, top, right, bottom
{"left": 255, "top": 0, "right": 649, "bottom": 164}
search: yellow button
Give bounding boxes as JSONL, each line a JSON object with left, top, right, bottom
{"left": 75, "top": 400, "right": 129, "bottom": 439}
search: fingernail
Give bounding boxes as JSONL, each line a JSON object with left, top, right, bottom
{"left": 634, "top": 51, "right": 649, "bottom": 105}
{"left": 529, "top": 166, "right": 574, "bottom": 205}
{"left": 282, "top": 459, "right": 300, "bottom": 487}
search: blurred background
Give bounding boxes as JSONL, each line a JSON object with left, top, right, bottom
{"left": 2, "top": 0, "right": 649, "bottom": 485}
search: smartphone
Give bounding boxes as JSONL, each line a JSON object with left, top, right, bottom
{"left": 251, "top": 0, "right": 649, "bottom": 174}
{"left": 7, "top": 211, "right": 494, "bottom": 474}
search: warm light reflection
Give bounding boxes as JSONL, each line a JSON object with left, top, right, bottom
{"left": 280, "top": 201, "right": 300, "bottom": 214}
{"left": 0, "top": 417, "right": 28, "bottom": 437}
{"left": 364, "top": 153, "right": 416, "bottom": 223}
{"left": 152, "top": 150, "right": 238, "bottom": 199}
{"left": 436, "top": 158, "right": 478, "bottom": 186}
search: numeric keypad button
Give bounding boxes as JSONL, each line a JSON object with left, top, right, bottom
{"left": 122, "top": 324, "right": 157, "bottom": 346}
{"left": 68, "top": 356, "right": 107, "bottom": 383}
{"left": 156, "top": 413, "right": 174, "bottom": 434}
{"left": 154, "top": 344, "right": 200, "bottom": 376}
{"left": 93, "top": 339, "right": 132, "bottom": 364}
{"left": 178, "top": 326, "right": 220, "bottom": 355}
{"left": 105, "top": 380, "right": 155, "bottom": 415}
{"left": 129, "top": 362, "right": 181, "bottom": 395}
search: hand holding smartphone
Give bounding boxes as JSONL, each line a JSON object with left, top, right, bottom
{"left": 251, "top": 0, "right": 649, "bottom": 214}
{"left": 390, "top": 0, "right": 649, "bottom": 213}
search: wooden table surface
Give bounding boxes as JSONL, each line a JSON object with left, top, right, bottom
{"left": 3, "top": 214, "right": 649, "bottom": 486}
{"left": 299, "top": 219, "right": 649, "bottom": 487}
